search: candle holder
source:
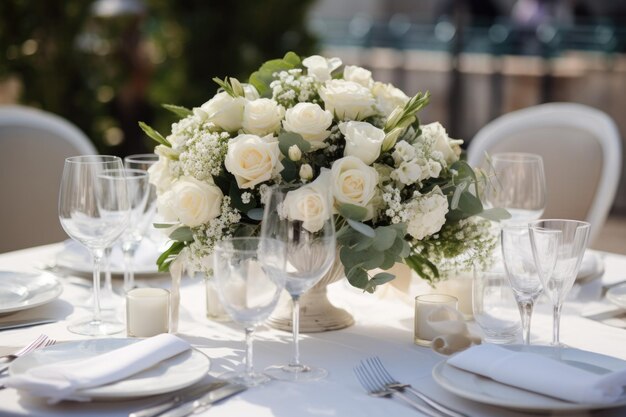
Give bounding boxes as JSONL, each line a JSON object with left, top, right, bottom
{"left": 126, "top": 288, "right": 170, "bottom": 337}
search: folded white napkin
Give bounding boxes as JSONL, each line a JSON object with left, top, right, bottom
{"left": 4, "top": 333, "right": 190, "bottom": 403}
{"left": 428, "top": 306, "right": 481, "bottom": 355}
{"left": 448, "top": 344, "right": 626, "bottom": 404}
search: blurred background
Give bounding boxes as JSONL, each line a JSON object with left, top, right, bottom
{"left": 1, "top": 0, "right": 624, "bottom": 247}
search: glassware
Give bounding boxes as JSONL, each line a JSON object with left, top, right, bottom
{"left": 529, "top": 219, "right": 590, "bottom": 346}
{"left": 484, "top": 153, "right": 546, "bottom": 224}
{"left": 414, "top": 294, "right": 458, "bottom": 346}
{"left": 124, "top": 154, "right": 159, "bottom": 237}
{"left": 501, "top": 225, "right": 544, "bottom": 345}
{"left": 58, "top": 155, "right": 130, "bottom": 335}
{"left": 261, "top": 184, "right": 336, "bottom": 381}
{"left": 213, "top": 237, "right": 286, "bottom": 386}
{"left": 472, "top": 267, "right": 520, "bottom": 344}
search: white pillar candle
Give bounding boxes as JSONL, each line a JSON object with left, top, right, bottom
{"left": 126, "top": 288, "right": 170, "bottom": 337}
{"left": 414, "top": 294, "right": 458, "bottom": 346}
{"left": 432, "top": 271, "right": 474, "bottom": 319}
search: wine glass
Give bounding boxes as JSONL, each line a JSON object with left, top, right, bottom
{"left": 501, "top": 225, "right": 544, "bottom": 344}
{"left": 261, "top": 184, "right": 336, "bottom": 381}
{"left": 124, "top": 154, "right": 159, "bottom": 234}
{"left": 484, "top": 153, "right": 546, "bottom": 224}
{"left": 529, "top": 219, "right": 590, "bottom": 346}
{"left": 58, "top": 155, "right": 130, "bottom": 335}
{"left": 213, "top": 237, "right": 286, "bottom": 386}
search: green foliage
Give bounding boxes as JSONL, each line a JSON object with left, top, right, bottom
{"left": 156, "top": 241, "right": 186, "bottom": 272}
{"left": 249, "top": 52, "right": 302, "bottom": 97}
{"left": 139, "top": 122, "right": 171, "bottom": 147}
{"left": 162, "top": 104, "right": 193, "bottom": 118}
{"left": 278, "top": 132, "right": 311, "bottom": 157}
{"left": 169, "top": 226, "right": 194, "bottom": 243}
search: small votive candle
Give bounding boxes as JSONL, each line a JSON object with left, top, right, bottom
{"left": 414, "top": 294, "right": 458, "bottom": 346}
{"left": 126, "top": 288, "right": 170, "bottom": 337}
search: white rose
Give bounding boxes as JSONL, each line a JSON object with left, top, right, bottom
{"left": 330, "top": 156, "right": 379, "bottom": 220}
{"left": 225, "top": 134, "right": 283, "bottom": 189}
{"left": 242, "top": 83, "right": 260, "bottom": 100}
{"left": 406, "top": 188, "right": 449, "bottom": 240}
{"left": 148, "top": 152, "right": 174, "bottom": 193}
{"left": 288, "top": 145, "right": 302, "bottom": 162}
{"left": 340, "top": 121, "right": 385, "bottom": 165}
{"left": 299, "top": 163, "right": 313, "bottom": 181}
{"left": 319, "top": 79, "right": 376, "bottom": 121}
{"left": 372, "top": 81, "right": 409, "bottom": 116}
{"left": 302, "top": 55, "right": 342, "bottom": 82}
{"left": 343, "top": 65, "right": 373, "bottom": 87}
{"left": 283, "top": 103, "right": 333, "bottom": 149}
{"left": 159, "top": 176, "right": 223, "bottom": 227}
{"left": 242, "top": 98, "right": 284, "bottom": 136}
{"left": 421, "top": 122, "right": 463, "bottom": 165}
{"left": 198, "top": 92, "right": 245, "bottom": 132}
{"left": 282, "top": 170, "right": 332, "bottom": 233}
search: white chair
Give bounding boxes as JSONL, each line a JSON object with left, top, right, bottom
{"left": 0, "top": 105, "right": 97, "bottom": 253}
{"left": 467, "top": 103, "right": 622, "bottom": 245}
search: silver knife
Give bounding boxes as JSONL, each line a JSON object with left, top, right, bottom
{"left": 0, "top": 319, "right": 57, "bottom": 331}
{"left": 129, "top": 381, "right": 227, "bottom": 417}
{"left": 159, "top": 383, "right": 247, "bottom": 417}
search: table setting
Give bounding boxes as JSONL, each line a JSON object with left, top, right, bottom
{"left": 0, "top": 52, "right": 625, "bottom": 417}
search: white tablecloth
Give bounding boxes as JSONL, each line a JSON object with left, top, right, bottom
{"left": 0, "top": 243, "right": 625, "bottom": 417}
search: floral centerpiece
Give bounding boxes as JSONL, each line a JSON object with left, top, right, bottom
{"left": 141, "top": 52, "right": 506, "bottom": 294}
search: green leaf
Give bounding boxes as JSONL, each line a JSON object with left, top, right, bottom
{"left": 380, "top": 250, "right": 397, "bottom": 269}
{"left": 479, "top": 208, "right": 512, "bottom": 222}
{"left": 248, "top": 56, "right": 299, "bottom": 98}
{"left": 162, "top": 104, "right": 192, "bottom": 118}
{"left": 372, "top": 227, "right": 397, "bottom": 251}
{"left": 139, "top": 122, "right": 171, "bottom": 147}
{"left": 169, "top": 226, "right": 194, "bottom": 243}
{"left": 338, "top": 204, "right": 368, "bottom": 221}
{"left": 404, "top": 253, "right": 439, "bottom": 283}
{"left": 156, "top": 241, "right": 185, "bottom": 272}
{"left": 247, "top": 208, "right": 264, "bottom": 221}
{"left": 277, "top": 132, "right": 311, "bottom": 157}
{"left": 347, "top": 219, "right": 376, "bottom": 238}
{"left": 371, "top": 272, "right": 396, "bottom": 286}
{"left": 346, "top": 267, "right": 368, "bottom": 289}
{"left": 153, "top": 223, "right": 175, "bottom": 229}
{"left": 229, "top": 182, "right": 256, "bottom": 213}
{"left": 280, "top": 158, "right": 298, "bottom": 182}
{"left": 282, "top": 51, "right": 301, "bottom": 66}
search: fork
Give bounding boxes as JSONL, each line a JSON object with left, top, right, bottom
{"left": 0, "top": 335, "right": 55, "bottom": 375}
{"left": 362, "top": 357, "right": 468, "bottom": 417}
{"left": 354, "top": 364, "right": 445, "bottom": 417}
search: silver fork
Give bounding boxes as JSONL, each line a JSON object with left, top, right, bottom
{"left": 354, "top": 364, "right": 445, "bottom": 417}
{"left": 363, "top": 357, "right": 468, "bottom": 417}
{"left": 0, "top": 335, "right": 55, "bottom": 375}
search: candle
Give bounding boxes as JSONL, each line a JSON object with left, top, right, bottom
{"left": 414, "top": 294, "right": 458, "bottom": 346}
{"left": 126, "top": 288, "right": 170, "bottom": 337}
{"left": 432, "top": 272, "right": 474, "bottom": 319}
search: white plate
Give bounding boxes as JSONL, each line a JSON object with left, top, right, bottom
{"left": 607, "top": 283, "right": 626, "bottom": 309}
{"left": 10, "top": 338, "right": 211, "bottom": 400}
{"left": 432, "top": 345, "right": 626, "bottom": 413}
{"left": 0, "top": 271, "right": 63, "bottom": 316}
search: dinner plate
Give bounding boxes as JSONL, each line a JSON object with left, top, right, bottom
{"left": 0, "top": 271, "right": 63, "bottom": 316}
{"left": 432, "top": 345, "right": 626, "bottom": 413}
{"left": 9, "top": 338, "right": 211, "bottom": 400}
{"left": 607, "top": 283, "right": 626, "bottom": 309}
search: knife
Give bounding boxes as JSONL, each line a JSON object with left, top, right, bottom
{"left": 0, "top": 319, "right": 57, "bottom": 331}
{"left": 159, "top": 383, "right": 247, "bottom": 417}
{"left": 129, "top": 381, "right": 227, "bottom": 417}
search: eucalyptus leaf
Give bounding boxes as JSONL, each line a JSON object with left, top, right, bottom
{"left": 247, "top": 208, "right": 264, "bottom": 221}
{"left": 371, "top": 272, "right": 395, "bottom": 285}
{"left": 277, "top": 132, "right": 311, "bottom": 157}
{"left": 153, "top": 223, "right": 176, "bottom": 229}
{"left": 479, "top": 207, "right": 512, "bottom": 222}
{"left": 280, "top": 158, "right": 298, "bottom": 182}
{"left": 347, "top": 267, "right": 368, "bottom": 289}
{"left": 373, "top": 227, "right": 397, "bottom": 251}
{"left": 338, "top": 204, "right": 368, "bottom": 221}
{"left": 347, "top": 219, "right": 376, "bottom": 238}
{"left": 169, "top": 226, "right": 194, "bottom": 243}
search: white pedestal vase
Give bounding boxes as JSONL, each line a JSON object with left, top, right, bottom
{"left": 267, "top": 257, "right": 354, "bottom": 333}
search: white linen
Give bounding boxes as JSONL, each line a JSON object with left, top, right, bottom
{"left": 427, "top": 306, "right": 481, "bottom": 355}
{"left": 447, "top": 344, "right": 626, "bottom": 404}
{"left": 4, "top": 333, "right": 190, "bottom": 403}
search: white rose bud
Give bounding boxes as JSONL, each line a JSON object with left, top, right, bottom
{"left": 339, "top": 121, "right": 385, "bottom": 165}
{"left": 330, "top": 156, "right": 379, "bottom": 220}
{"left": 319, "top": 79, "right": 376, "bottom": 121}
{"left": 282, "top": 170, "right": 332, "bottom": 233}
{"left": 288, "top": 145, "right": 302, "bottom": 161}
{"left": 198, "top": 92, "right": 245, "bottom": 132}
{"left": 299, "top": 163, "right": 313, "bottom": 181}
{"left": 283, "top": 103, "right": 333, "bottom": 150}
{"left": 302, "top": 55, "right": 342, "bottom": 82}
{"left": 242, "top": 83, "right": 260, "bottom": 100}
{"left": 225, "top": 134, "right": 283, "bottom": 189}
{"left": 161, "top": 176, "right": 223, "bottom": 227}
{"left": 343, "top": 65, "right": 373, "bottom": 87}
{"left": 372, "top": 81, "right": 410, "bottom": 117}
{"left": 242, "top": 98, "right": 284, "bottom": 136}
{"left": 421, "top": 122, "right": 463, "bottom": 165}
{"left": 382, "top": 127, "right": 404, "bottom": 152}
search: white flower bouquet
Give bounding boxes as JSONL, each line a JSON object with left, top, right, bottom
{"left": 141, "top": 52, "right": 507, "bottom": 292}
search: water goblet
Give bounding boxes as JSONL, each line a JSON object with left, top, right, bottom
{"left": 529, "top": 219, "right": 590, "bottom": 347}
{"left": 124, "top": 153, "right": 159, "bottom": 236}
{"left": 261, "top": 184, "right": 336, "bottom": 381}
{"left": 501, "top": 225, "right": 545, "bottom": 345}
{"left": 213, "top": 237, "right": 286, "bottom": 386}
{"left": 58, "top": 155, "right": 130, "bottom": 336}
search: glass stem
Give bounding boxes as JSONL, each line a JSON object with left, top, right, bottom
{"left": 104, "top": 247, "right": 113, "bottom": 294}
{"left": 123, "top": 246, "right": 136, "bottom": 292}
{"left": 245, "top": 327, "right": 255, "bottom": 377}
{"left": 553, "top": 303, "right": 563, "bottom": 345}
{"left": 518, "top": 300, "right": 534, "bottom": 345}
{"left": 92, "top": 248, "right": 104, "bottom": 323}
{"left": 290, "top": 295, "right": 301, "bottom": 368}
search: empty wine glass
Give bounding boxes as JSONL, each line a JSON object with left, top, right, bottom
{"left": 484, "top": 153, "right": 546, "bottom": 224}
{"left": 501, "top": 225, "right": 544, "bottom": 344}
{"left": 213, "top": 237, "right": 286, "bottom": 386}
{"left": 124, "top": 154, "right": 159, "bottom": 236}
{"left": 529, "top": 219, "right": 590, "bottom": 347}
{"left": 58, "top": 155, "right": 130, "bottom": 335}
{"left": 261, "top": 184, "right": 336, "bottom": 381}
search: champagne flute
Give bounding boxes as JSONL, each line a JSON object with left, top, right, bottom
{"left": 529, "top": 219, "right": 590, "bottom": 347}
{"left": 501, "top": 225, "right": 544, "bottom": 344}
{"left": 213, "top": 237, "right": 286, "bottom": 386}
{"left": 58, "top": 155, "right": 130, "bottom": 335}
{"left": 484, "top": 153, "right": 546, "bottom": 224}
{"left": 261, "top": 184, "right": 335, "bottom": 381}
